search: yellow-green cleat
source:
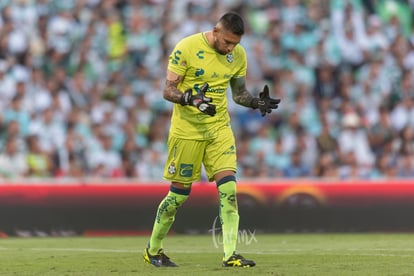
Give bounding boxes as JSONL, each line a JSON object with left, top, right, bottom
{"left": 143, "top": 248, "right": 178, "bottom": 267}
{"left": 222, "top": 252, "right": 256, "bottom": 267}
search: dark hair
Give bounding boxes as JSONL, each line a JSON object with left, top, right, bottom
{"left": 218, "top": 12, "right": 244, "bottom": 36}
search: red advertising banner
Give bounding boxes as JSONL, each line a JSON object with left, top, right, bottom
{"left": 2, "top": 179, "right": 414, "bottom": 235}
{"left": 2, "top": 179, "right": 414, "bottom": 208}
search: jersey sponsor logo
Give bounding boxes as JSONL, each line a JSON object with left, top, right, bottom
{"left": 196, "top": 50, "right": 204, "bottom": 59}
{"left": 171, "top": 50, "right": 182, "bottom": 65}
{"left": 195, "top": 68, "right": 204, "bottom": 77}
{"left": 194, "top": 83, "right": 211, "bottom": 93}
{"left": 179, "top": 164, "right": 194, "bottom": 177}
{"left": 207, "top": 87, "right": 226, "bottom": 93}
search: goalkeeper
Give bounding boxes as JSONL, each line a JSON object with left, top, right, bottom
{"left": 144, "top": 12, "right": 280, "bottom": 268}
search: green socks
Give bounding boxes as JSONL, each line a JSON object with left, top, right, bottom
{"left": 148, "top": 178, "right": 239, "bottom": 260}
{"left": 148, "top": 187, "right": 190, "bottom": 255}
{"left": 217, "top": 176, "right": 239, "bottom": 260}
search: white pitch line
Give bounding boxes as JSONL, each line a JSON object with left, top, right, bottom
{"left": 30, "top": 248, "right": 139, "bottom": 253}
{"left": 1, "top": 247, "right": 414, "bottom": 257}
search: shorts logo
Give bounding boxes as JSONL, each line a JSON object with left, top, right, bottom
{"left": 223, "top": 145, "right": 236, "bottom": 155}
{"left": 179, "top": 164, "right": 193, "bottom": 177}
{"left": 168, "top": 162, "right": 176, "bottom": 174}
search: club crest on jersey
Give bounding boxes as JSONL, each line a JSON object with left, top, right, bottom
{"left": 226, "top": 53, "right": 233, "bottom": 63}
{"left": 168, "top": 162, "right": 176, "bottom": 174}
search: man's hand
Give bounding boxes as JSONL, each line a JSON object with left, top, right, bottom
{"left": 251, "top": 85, "right": 281, "bottom": 117}
{"left": 180, "top": 83, "right": 216, "bottom": 116}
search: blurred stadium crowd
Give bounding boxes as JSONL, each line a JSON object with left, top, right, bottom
{"left": 0, "top": 0, "right": 413, "bottom": 180}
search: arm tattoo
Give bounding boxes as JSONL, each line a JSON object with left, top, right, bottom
{"left": 230, "top": 77, "right": 256, "bottom": 108}
{"left": 163, "top": 78, "right": 184, "bottom": 104}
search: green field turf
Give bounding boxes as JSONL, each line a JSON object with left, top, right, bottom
{"left": 1, "top": 233, "right": 414, "bottom": 275}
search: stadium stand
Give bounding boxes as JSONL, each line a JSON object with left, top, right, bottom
{"left": 0, "top": 0, "right": 413, "bottom": 180}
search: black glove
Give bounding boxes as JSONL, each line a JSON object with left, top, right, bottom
{"left": 251, "top": 85, "right": 281, "bottom": 117}
{"left": 180, "top": 83, "right": 216, "bottom": 116}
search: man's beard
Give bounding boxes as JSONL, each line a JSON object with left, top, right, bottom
{"left": 213, "top": 40, "right": 227, "bottom": 55}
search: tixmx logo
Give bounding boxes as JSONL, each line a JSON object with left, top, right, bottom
{"left": 208, "top": 216, "right": 257, "bottom": 249}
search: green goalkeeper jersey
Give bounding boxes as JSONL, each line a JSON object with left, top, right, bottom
{"left": 167, "top": 32, "right": 247, "bottom": 140}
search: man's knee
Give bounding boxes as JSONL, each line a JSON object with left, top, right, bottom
{"left": 171, "top": 181, "right": 192, "bottom": 191}
{"left": 169, "top": 183, "right": 191, "bottom": 206}
{"left": 216, "top": 175, "right": 236, "bottom": 189}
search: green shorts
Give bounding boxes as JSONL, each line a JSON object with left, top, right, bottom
{"left": 163, "top": 126, "right": 237, "bottom": 183}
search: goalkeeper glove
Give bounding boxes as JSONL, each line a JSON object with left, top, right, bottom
{"left": 251, "top": 85, "right": 281, "bottom": 117}
{"left": 180, "top": 83, "right": 216, "bottom": 116}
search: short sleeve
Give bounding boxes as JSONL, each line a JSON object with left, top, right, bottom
{"left": 167, "top": 39, "right": 188, "bottom": 76}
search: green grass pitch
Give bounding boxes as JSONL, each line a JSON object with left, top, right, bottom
{"left": 1, "top": 233, "right": 414, "bottom": 275}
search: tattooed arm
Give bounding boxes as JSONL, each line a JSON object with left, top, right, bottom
{"left": 163, "top": 70, "right": 185, "bottom": 103}
{"left": 230, "top": 77, "right": 260, "bottom": 109}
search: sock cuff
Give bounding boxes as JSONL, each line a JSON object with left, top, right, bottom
{"left": 216, "top": 175, "right": 236, "bottom": 187}
{"left": 170, "top": 185, "right": 191, "bottom": 195}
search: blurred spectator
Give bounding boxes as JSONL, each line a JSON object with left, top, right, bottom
{"left": 313, "top": 64, "right": 339, "bottom": 101}
{"left": 367, "top": 105, "right": 396, "bottom": 156}
{"left": 105, "top": 9, "right": 127, "bottom": 60}
{"left": 47, "top": 5, "right": 77, "bottom": 55}
{"left": 283, "top": 149, "right": 312, "bottom": 178}
{"left": 316, "top": 117, "right": 339, "bottom": 157}
{"left": 87, "top": 133, "right": 122, "bottom": 178}
{"left": 313, "top": 152, "right": 339, "bottom": 179}
{"left": 55, "top": 125, "right": 87, "bottom": 178}
{"left": 361, "top": 15, "right": 389, "bottom": 53}
{"left": 135, "top": 148, "right": 165, "bottom": 180}
{"left": 376, "top": 0, "right": 412, "bottom": 39}
{"left": 26, "top": 134, "right": 53, "bottom": 177}
{"left": 338, "top": 112, "right": 374, "bottom": 168}
{"left": 390, "top": 96, "right": 414, "bottom": 132}
{"left": 0, "top": 0, "right": 412, "bottom": 180}
{"left": 398, "top": 125, "right": 414, "bottom": 155}
{"left": 0, "top": 136, "right": 28, "bottom": 178}
{"left": 370, "top": 151, "right": 399, "bottom": 179}
{"left": 294, "top": 86, "right": 321, "bottom": 135}
{"left": 0, "top": 59, "right": 16, "bottom": 107}
{"left": 120, "top": 135, "right": 140, "bottom": 178}
{"left": 264, "top": 137, "right": 291, "bottom": 177}
{"left": 1, "top": 120, "right": 26, "bottom": 152}
{"left": 331, "top": 2, "right": 367, "bottom": 72}
{"left": 338, "top": 151, "right": 370, "bottom": 179}
{"left": 397, "top": 153, "right": 414, "bottom": 178}
{"left": 28, "top": 106, "right": 66, "bottom": 154}
{"left": 4, "top": 94, "right": 30, "bottom": 137}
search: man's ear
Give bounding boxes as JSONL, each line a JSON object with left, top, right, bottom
{"left": 212, "top": 25, "right": 219, "bottom": 35}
